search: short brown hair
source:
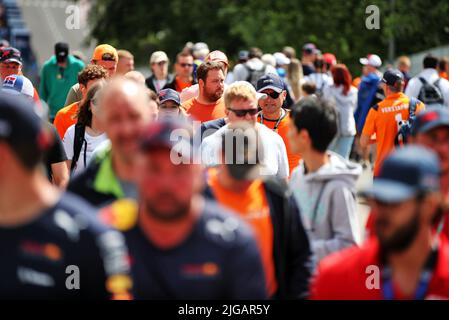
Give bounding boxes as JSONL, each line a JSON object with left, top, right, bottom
{"left": 78, "top": 64, "right": 108, "bottom": 87}
{"left": 196, "top": 61, "right": 224, "bottom": 83}
{"left": 176, "top": 51, "right": 193, "bottom": 63}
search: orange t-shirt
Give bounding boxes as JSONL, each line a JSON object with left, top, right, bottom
{"left": 53, "top": 101, "right": 80, "bottom": 139}
{"left": 181, "top": 97, "right": 226, "bottom": 123}
{"left": 352, "top": 77, "right": 362, "bottom": 89}
{"left": 207, "top": 168, "right": 277, "bottom": 296}
{"left": 258, "top": 109, "right": 301, "bottom": 176}
{"left": 175, "top": 77, "right": 194, "bottom": 93}
{"left": 362, "top": 92, "right": 425, "bottom": 176}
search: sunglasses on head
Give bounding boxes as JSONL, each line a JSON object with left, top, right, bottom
{"left": 263, "top": 91, "right": 282, "bottom": 99}
{"left": 227, "top": 108, "right": 259, "bottom": 117}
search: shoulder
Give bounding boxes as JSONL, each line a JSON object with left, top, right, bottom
{"left": 45, "top": 192, "right": 114, "bottom": 240}
{"left": 181, "top": 97, "right": 195, "bottom": 110}
{"left": 199, "top": 200, "right": 257, "bottom": 249}
{"left": 99, "top": 198, "right": 139, "bottom": 232}
{"left": 64, "top": 124, "right": 76, "bottom": 138}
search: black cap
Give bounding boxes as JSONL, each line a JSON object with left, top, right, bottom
{"left": 411, "top": 108, "right": 449, "bottom": 136}
{"left": 382, "top": 69, "right": 404, "bottom": 86}
{"left": 360, "top": 145, "right": 440, "bottom": 203}
{"left": 55, "top": 42, "right": 69, "bottom": 63}
{"left": 0, "top": 47, "right": 22, "bottom": 65}
{"left": 0, "top": 92, "right": 53, "bottom": 169}
{"left": 139, "top": 118, "right": 195, "bottom": 161}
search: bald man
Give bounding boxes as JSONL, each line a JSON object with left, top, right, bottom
{"left": 68, "top": 77, "right": 153, "bottom": 208}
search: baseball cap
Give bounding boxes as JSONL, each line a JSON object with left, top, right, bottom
{"left": 273, "top": 52, "right": 291, "bottom": 66}
{"left": 239, "top": 50, "right": 249, "bottom": 61}
{"left": 381, "top": 69, "right": 404, "bottom": 86}
{"left": 2, "top": 74, "right": 34, "bottom": 98}
{"left": 158, "top": 88, "right": 180, "bottom": 106}
{"left": 92, "top": 44, "right": 118, "bottom": 62}
{"left": 0, "top": 92, "right": 52, "bottom": 169}
{"left": 205, "top": 50, "right": 228, "bottom": 67}
{"left": 150, "top": 51, "right": 169, "bottom": 64}
{"left": 359, "top": 54, "right": 382, "bottom": 68}
{"left": 55, "top": 42, "right": 69, "bottom": 62}
{"left": 256, "top": 73, "right": 284, "bottom": 93}
{"left": 0, "top": 47, "right": 22, "bottom": 65}
{"left": 323, "top": 53, "right": 337, "bottom": 66}
{"left": 139, "top": 118, "right": 194, "bottom": 160}
{"left": 303, "top": 43, "right": 317, "bottom": 54}
{"left": 411, "top": 108, "right": 449, "bottom": 136}
{"left": 360, "top": 145, "right": 440, "bottom": 203}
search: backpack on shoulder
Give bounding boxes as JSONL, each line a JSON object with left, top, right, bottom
{"left": 418, "top": 77, "right": 444, "bottom": 106}
{"left": 244, "top": 63, "right": 267, "bottom": 88}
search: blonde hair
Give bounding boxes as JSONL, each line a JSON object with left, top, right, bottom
{"left": 224, "top": 81, "right": 257, "bottom": 108}
{"left": 288, "top": 58, "right": 303, "bottom": 102}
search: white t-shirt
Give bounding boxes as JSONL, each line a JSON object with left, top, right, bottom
{"left": 201, "top": 123, "right": 289, "bottom": 179}
{"left": 63, "top": 124, "right": 108, "bottom": 176}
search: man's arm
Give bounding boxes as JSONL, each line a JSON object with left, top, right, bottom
{"left": 39, "top": 65, "right": 48, "bottom": 102}
{"left": 51, "top": 162, "right": 69, "bottom": 188}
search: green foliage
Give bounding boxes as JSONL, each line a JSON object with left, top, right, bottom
{"left": 88, "top": 0, "right": 449, "bottom": 74}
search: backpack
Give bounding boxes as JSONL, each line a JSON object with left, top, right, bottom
{"left": 417, "top": 77, "right": 444, "bottom": 106}
{"left": 70, "top": 123, "right": 86, "bottom": 172}
{"left": 394, "top": 97, "right": 419, "bottom": 146}
{"left": 244, "top": 63, "right": 267, "bottom": 88}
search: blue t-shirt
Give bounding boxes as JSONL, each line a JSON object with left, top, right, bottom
{"left": 124, "top": 200, "right": 267, "bottom": 299}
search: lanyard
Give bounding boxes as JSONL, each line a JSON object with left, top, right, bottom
{"left": 381, "top": 243, "right": 438, "bottom": 300}
{"left": 259, "top": 109, "right": 287, "bottom": 132}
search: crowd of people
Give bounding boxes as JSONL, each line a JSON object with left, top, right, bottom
{"left": 1, "top": 39, "right": 449, "bottom": 300}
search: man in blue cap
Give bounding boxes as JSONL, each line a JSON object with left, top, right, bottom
{"left": 411, "top": 108, "right": 449, "bottom": 239}
{"left": 311, "top": 145, "right": 449, "bottom": 299}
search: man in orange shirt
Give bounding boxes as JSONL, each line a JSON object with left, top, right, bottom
{"left": 181, "top": 61, "right": 226, "bottom": 123}
{"left": 53, "top": 64, "right": 108, "bottom": 139}
{"left": 256, "top": 73, "right": 301, "bottom": 175}
{"left": 205, "top": 121, "right": 312, "bottom": 299}
{"left": 361, "top": 69, "right": 425, "bottom": 176}
{"left": 165, "top": 51, "right": 197, "bottom": 93}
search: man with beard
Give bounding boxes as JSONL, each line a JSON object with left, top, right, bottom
{"left": 181, "top": 61, "right": 226, "bottom": 123}
{"left": 311, "top": 145, "right": 449, "bottom": 300}
{"left": 99, "top": 119, "right": 268, "bottom": 299}
{"left": 68, "top": 77, "right": 153, "bottom": 208}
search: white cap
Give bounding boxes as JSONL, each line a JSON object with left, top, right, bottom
{"left": 150, "top": 51, "right": 169, "bottom": 64}
{"left": 273, "top": 52, "right": 291, "bottom": 66}
{"left": 359, "top": 54, "right": 382, "bottom": 68}
{"left": 2, "top": 74, "right": 34, "bottom": 98}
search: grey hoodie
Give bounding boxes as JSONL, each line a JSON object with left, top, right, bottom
{"left": 289, "top": 151, "right": 362, "bottom": 263}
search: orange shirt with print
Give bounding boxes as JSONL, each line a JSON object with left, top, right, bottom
{"left": 362, "top": 92, "right": 425, "bottom": 176}
{"left": 53, "top": 101, "right": 80, "bottom": 139}
{"left": 175, "top": 77, "right": 194, "bottom": 93}
{"left": 182, "top": 97, "right": 226, "bottom": 123}
{"left": 258, "top": 109, "right": 301, "bottom": 176}
{"left": 207, "top": 168, "right": 277, "bottom": 296}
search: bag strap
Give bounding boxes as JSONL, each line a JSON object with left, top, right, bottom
{"left": 70, "top": 123, "right": 86, "bottom": 172}
{"left": 408, "top": 97, "right": 418, "bottom": 120}
{"left": 311, "top": 182, "right": 329, "bottom": 232}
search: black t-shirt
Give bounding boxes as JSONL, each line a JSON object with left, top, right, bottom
{"left": 0, "top": 192, "right": 132, "bottom": 299}
{"left": 44, "top": 124, "right": 68, "bottom": 181}
{"left": 120, "top": 200, "right": 267, "bottom": 300}
{"left": 302, "top": 64, "right": 315, "bottom": 77}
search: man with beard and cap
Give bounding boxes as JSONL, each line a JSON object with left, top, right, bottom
{"left": 311, "top": 145, "right": 449, "bottom": 300}
{"left": 99, "top": 118, "right": 268, "bottom": 299}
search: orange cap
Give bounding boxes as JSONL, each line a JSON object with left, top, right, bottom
{"left": 92, "top": 44, "right": 118, "bottom": 62}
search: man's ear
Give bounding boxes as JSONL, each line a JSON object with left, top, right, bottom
{"left": 421, "top": 192, "right": 443, "bottom": 224}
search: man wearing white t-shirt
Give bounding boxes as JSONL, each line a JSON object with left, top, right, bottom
{"left": 201, "top": 81, "right": 289, "bottom": 180}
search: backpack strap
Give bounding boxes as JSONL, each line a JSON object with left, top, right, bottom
{"left": 418, "top": 77, "right": 428, "bottom": 85}
{"left": 70, "top": 123, "right": 86, "bottom": 172}
{"left": 372, "top": 103, "right": 379, "bottom": 111}
{"left": 408, "top": 97, "right": 419, "bottom": 119}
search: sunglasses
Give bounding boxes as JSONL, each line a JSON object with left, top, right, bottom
{"left": 263, "top": 91, "right": 282, "bottom": 99}
{"left": 227, "top": 108, "right": 259, "bottom": 117}
{"left": 179, "top": 63, "right": 193, "bottom": 68}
